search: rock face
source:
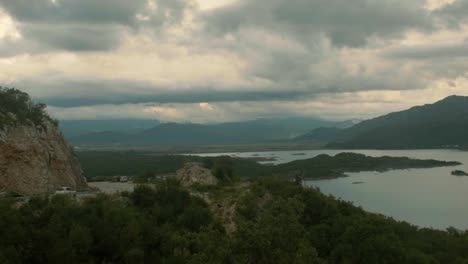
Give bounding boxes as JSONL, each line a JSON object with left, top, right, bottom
{"left": 0, "top": 120, "right": 87, "bottom": 195}
{"left": 176, "top": 162, "right": 217, "bottom": 187}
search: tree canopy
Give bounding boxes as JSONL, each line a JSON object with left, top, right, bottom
{"left": 0, "top": 87, "right": 56, "bottom": 129}
{"left": 1, "top": 178, "right": 468, "bottom": 263}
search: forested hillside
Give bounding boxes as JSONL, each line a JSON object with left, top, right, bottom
{"left": 1, "top": 178, "right": 468, "bottom": 263}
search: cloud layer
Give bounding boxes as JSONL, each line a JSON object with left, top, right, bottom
{"left": 0, "top": 0, "right": 467, "bottom": 122}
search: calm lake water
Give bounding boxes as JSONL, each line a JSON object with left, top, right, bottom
{"left": 193, "top": 149, "right": 468, "bottom": 230}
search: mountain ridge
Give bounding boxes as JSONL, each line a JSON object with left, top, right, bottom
{"left": 322, "top": 95, "right": 468, "bottom": 149}
{"left": 68, "top": 117, "right": 355, "bottom": 146}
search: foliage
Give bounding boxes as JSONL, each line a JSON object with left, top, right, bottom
{"left": 0, "top": 87, "right": 57, "bottom": 130}
{"left": 230, "top": 177, "right": 468, "bottom": 264}
{"left": 2, "top": 178, "right": 468, "bottom": 263}
{"left": 77, "top": 152, "right": 198, "bottom": 178}
{"left": 208, "top": 156, "right": 235, "bottom": 182}
{"left": 0, "top": 183, "right": 218, "bottom": 263}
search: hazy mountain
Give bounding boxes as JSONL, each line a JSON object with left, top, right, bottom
{"left": 60, "top": 119, "right": 160, "bottom": 139}
{"left": 294, "top": 127, "right": 342, "bottom": 143}
{"left": 69, "top": 117, "right": 354, "bottom": 146}
{"left": 323, "top": 95, "right": 468, "bottom": 149}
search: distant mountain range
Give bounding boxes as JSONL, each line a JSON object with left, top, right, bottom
{"left": 297, "top": 95, "right": 468, "bottom": 149}
{"left": 64, "top": 95, "right": 468, "bottom": 149}
{"left": 294, "top": 127, "right": 342, "bottom": 143}
{"left": 65, "top": 118, "right": 354, "bottom": 146}
{"left": 60, "top": 119, "right": 160, "bottom": 139}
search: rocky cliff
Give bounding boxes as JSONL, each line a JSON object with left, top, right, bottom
{"left": 0, "top": 118, "right": 87, "bottom": 195}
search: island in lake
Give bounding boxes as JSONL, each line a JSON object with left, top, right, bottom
{"left": 452, "top": 170, "right": 468, "bottom": 176}
{"left": 271, "top": 153, "right": 462, "bottom": 180}
{"left": 352, "top": 181, "right": 365, "bottom": 184}
{"left": 77, "top": 151, "right": 463, "bottom": 181}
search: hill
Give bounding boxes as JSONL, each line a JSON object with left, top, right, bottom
{"left": 296, "top": 95, "right": 468, "bottom": 149}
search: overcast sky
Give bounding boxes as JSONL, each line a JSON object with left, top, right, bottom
{"left": 0, "top": 0, "right": 467, "bottom": 122}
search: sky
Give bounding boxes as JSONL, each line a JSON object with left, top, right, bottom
{"left": 0, "top": 0, "right": 467, "bottom": 123}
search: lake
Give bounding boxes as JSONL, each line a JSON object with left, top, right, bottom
{"left": 193, "top": 149, "right": 468, "bottom": 230}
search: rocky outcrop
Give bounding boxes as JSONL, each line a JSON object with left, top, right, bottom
{"left": 176, "top": 162, "right": 217, "bottom": 187}
{"left": 0, "top": 119, "right": 87, "bottom": 195}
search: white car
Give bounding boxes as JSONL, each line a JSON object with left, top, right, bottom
{"left": 120, "top": 176, "right": 129, "bottom": 182}
{"left": 55, "top": 187, "right": 77, "bottom": 196}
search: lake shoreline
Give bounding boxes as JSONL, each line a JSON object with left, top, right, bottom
{"left": 74, "top": 143, "right": 466, "bottom": 155}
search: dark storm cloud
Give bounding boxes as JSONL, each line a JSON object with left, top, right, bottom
{"left": 1, "top": 0, "right": 467, "bottom": 117}
{"left": 203, "top": 0, "right": 433, "bottom": 47}
{"left": 12, "top": 75, "right": 424, "bottom": 107}
{"left": 196, "top": 0, "right": 436, "bottom": 95}
{"left": 17, "top": 78, "right": 305, "bottom": 107}
{"left": 23, "top": 24, "right": 122, "bottom": 51}
{"left": 0, "top": 0, "right": 191, "bottom": 54}
{"left": 40, "top": 90, "right": 306, "bottom": 107}
{"left": 0, "top": 0, "right": 147, "bottom": 25}
{"left": 384, "top": 42, "right": 468, "bottom": 60}
{"left": 433, "top": 0, "right": 468, "bottom": 28}
{"left": 0, "top": 24, "right": 122, "bottom": 55}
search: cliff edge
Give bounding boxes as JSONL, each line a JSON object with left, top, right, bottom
{"left": 0, "top": 88, "right": 87, "bottom": 195}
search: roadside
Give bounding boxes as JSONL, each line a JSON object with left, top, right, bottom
{"left": 88, "top": 181, "right": 135, "bottom": 194}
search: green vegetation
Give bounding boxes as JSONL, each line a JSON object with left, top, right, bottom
{"left": 78, "top": 151, "right": 460, "bottom": 180}
{"left": 0, "top": 87, "right": 57, "bottom": 129}
{"left": 1, "top": 177, "right": 468, "bottom": 263}
{"left": 77, "top": 152, "right": 200, "bottom": 178}
{"left": 0, "top": 180, "right": 217, "bottom": 263}
{"left": 203, "top": 156, "right": 235, "bottom": 182}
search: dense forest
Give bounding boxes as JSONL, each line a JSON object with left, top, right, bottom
{"left": 77, "top": 151, "right": 460, "bottom": 180}
{"left": 1, "top": 178, "right": 468, "bottom": 263}
{"left": 0, "top": 87, "right": 56, "bottom": 129}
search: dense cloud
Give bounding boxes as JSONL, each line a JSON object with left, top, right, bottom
{"left": 433, "top": 0, "right": 468, "bottom": 27}
{"left": 0, "top": 0, "right": 192, "bottom": 53}
{"left": 0, "top": 0, "right": 467, "bottom": 121}
{"left": 384, "top": 42, "right": 468, "bottom": 59}
{"left": 25, "top": 79, "right": 305, "bottom": 107}
{"left": 196, "top": 0, "right": 443, "bottom": 100}
{"left": 0, "top": 0, "right": 192, "bottom": 27}
{"left": 203, "top": 0, "right": 432, "bottom": 47}
{"left": 0, "top": 0, "right": 147, "bottom": 25}
{"left": 17, "top": 72, "right": 425, "bottom": 107}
